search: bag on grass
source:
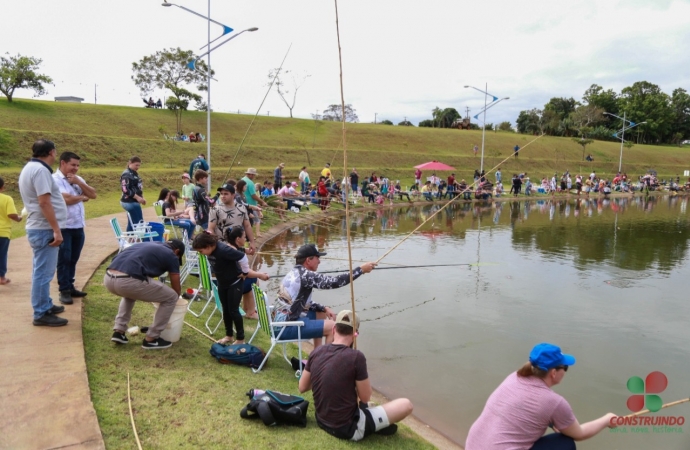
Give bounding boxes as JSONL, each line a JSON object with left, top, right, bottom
{"left": 209, "top": 343, "right": 264, "bottom": 369}
{"left": 240, "top": 389, "right": 309, "bottom": 427}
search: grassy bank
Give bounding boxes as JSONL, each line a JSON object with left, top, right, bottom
{"left": 83, "top": 256, "right": 432, "bottom": 450}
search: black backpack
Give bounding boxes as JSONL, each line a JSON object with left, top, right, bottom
{"left": 240, "top": 389, "right": 309, "bottom": 427}
{"left": 209, "top": 343, "right": 264, "bottom": 368}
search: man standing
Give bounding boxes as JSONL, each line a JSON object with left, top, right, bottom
{"left": 18, "top": 139, "right": 69, "bottom": 326}
{"left": 274, "top": 162, "right": 285, "bottom": 192}
{"left": 299, "top": 166, "right": 309, "bottom": 194}
{"left": 189, "top": 154, "right": 209, "bottom": 178}
{"left": 120, "top": 156, "right": 146, "bottom": 232}
{"left": 514, "top": 144, "right": 520, "bottom": 158}
{"left": 192, "top": 169, "right": 211, "bottom": 230}
{"left": 277, "top": 244, "right": 376, "bottom": 348}
{"left": 349, "top": 168, "right": 359, "bottom": 196}
{"left": 208, "top": 183, "right": 256, "bottom": 254}
{"left": 299, "top": 310, "right": 413, "bottom": 440}
{"left": 241, "top": 168, "right": 268, "bottom": 237}
{"left": 53, "top": 151, "right": 97, "bottom": 305}
{"left": 414, "top": 167, "right": 422, "bottom": 186}
{"left": 106, "top": 240, "right": 185, "bottom": 349}
{"left": 495, "top": 167, "right": 502, "bottom": 185}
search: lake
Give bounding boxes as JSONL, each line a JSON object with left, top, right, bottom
{"left": 257, "top": 196, "right": 690, "bottom": 450}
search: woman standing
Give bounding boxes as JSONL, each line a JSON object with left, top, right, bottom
{"left": 120, "top": 156, "right": 146, "bottom": 232}
{"left": 192, "top": 233, "right": 268, "bottom": 344}
{"left": 466, "top": 343, "right": 616, "bottom": 450}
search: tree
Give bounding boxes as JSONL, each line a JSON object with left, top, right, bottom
{"left": 267, "top": 68, "right": 310, "bottom": 118}
{"left": 379, "top": 119, "right": 393, "bottom": 125}
{"left": 0, "top": 53, "right": 53, "bottom": 102}
{"left": 131, "top": 48, "right": 211, "bottom": 132}
{"left": 618, "top": 81, "right": 673, "bottom": 144}
{"left": 418, "top": 119, "right": 434, "bottom": 127}
{"left": 398, "top": 120, "right": 414, "bottom": 126}
{"left": 671, "top": 88, "right": 690, "bottom": 141}
{"left": 583, "top": 84, "right": 619, "bottom": 117}
{"left": 498, "top": 121, "right": 513, "bottom": 132}
{"left": 322, "top": 104, "right": 358, "bottom": 122}
{"left": 572, "top": 126, "right": 594, "bottom": 161}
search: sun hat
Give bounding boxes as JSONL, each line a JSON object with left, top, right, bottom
{"left": 295, "top": 244, "right": 326, "bottom": 259}
{"left": 529, "top": 343, "right": 576, "bottom": 371}
{"left": 245, "top": 168, "right": 259, "bottom": 175}
{"left": 335, "top": 310, "right": 360, "bottom": 330}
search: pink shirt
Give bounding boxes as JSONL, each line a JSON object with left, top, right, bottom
{"left": 465, "top": 372, "right": 576, "bottom": 450}
{"left": 277, "top": 186, "right": 289, "bottom": 197}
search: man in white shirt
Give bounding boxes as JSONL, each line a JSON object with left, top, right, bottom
{"left": 53, "top": 152, "right": 97, "bottom": 305}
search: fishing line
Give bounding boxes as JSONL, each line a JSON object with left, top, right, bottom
{"left": 374, "top": 133, "right": 545, "bottom": 265}
{"left": 221, "top": 43, "right": 293, "bottom": 183}
{"left": 362, "top": 297, "right": 437, "bottom": 322}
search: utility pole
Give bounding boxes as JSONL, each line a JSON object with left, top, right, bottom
{"left": 465, "top": 106, "right": 470, "bottom": 119}
{"left": 94, "top": 84, "right": 97, "bottom": 104}
{"left": 375, "top": 112, "right": 377, "bottom": 124}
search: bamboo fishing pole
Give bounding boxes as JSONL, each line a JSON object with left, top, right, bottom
{"left": 623, "top": 397, "right": 690, "bottom": 418}
{"left": 270, "top": 262, "right": 491, "bottom": 277}
{"left": 334, "top": 0, "right": 358, "bottom": 349}
{"left": 374, "top": 133, "right": 545, "bottom": 265}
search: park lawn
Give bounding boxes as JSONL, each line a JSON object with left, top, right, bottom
{"left": 83, "top": 262, "right": 433, "bottom": 450}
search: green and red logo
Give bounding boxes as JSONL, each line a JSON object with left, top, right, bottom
{"left": 627, "top": 371, "right": 668, "bottom": 413}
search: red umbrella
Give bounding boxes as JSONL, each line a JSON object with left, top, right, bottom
{"left": 414, "top": 160, "right": 456, "bottom": 171}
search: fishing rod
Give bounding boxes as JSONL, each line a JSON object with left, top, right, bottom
{"left": 270, "top": 262, "right": 494, "bottom": 277}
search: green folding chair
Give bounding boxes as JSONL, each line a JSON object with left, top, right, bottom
{"left": 248, "top": 285, "right": 304, "bottom": 376}
{"left": 187, "top": 254, "right": 215, "bottom": 318}
{"left": 154, "top": 203, "right": 179, "bottom": 239}
{"left": 109, "top": 217, "right": 142, "bottom": 252}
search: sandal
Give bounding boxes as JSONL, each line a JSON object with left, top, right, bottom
{"left": 244, "top": 312, "right": 259, "bottom": 320}
{"left": 233, "top": 340, "right": 245, "bottom": 345}
{"left": 0, "top": 278, "right": 10, "bottom": 285}
{"left": 217, "top": 336, "right": 233, "bottom": 344}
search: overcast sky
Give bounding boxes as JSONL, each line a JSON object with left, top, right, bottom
{"left": 3, "top": 0, "right": 690, "bottom": 126}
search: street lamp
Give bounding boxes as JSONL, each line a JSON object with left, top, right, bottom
{"left": 604, "top": 112, "right": 647, "bottom": 172}
{"left": 464, "top": 84, "right": 509, "bottom": 172}
{"left": 163, "top": 1, "right": 257, "bottom": 190}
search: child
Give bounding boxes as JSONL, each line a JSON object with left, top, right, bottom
{"left": 181, "top": 173, "right": 195, "bottom": 208}
{"left": 225, "top": 226, "right": 261, "bottom": 320}
{"left": 192, "top": 232, "right": 268, "bottom": 345}
{"left": 0, "top": 177, "right": 22, "bottom": 285}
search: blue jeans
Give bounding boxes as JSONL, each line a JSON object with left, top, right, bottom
{"left": 530, "top": 433, "right": 575, "bottom": 450}
{"left": 57, "top": 228, "right": 85, "bottom": 292}
{"left": 27, "top": 229, "right": 60, "bottom": 319}
{"left": 121, "top": 201, "right": 143, "bottom": 232}
{"left": 166, "top": 219, "right": 195, "bottom": 238}
{"left": 0, "top": 237, "right": 9, "bottom": 278}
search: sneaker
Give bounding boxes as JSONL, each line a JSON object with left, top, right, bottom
{"left": 49, "top": 305, "right": 65, "bottom": 315}
{"left": 111, "top": 331, "right": 129, "bottom": 344}
{"left": 375, "top": 424, "right": 398, "bottom": 436}
{"left": 33, "top": 314, "right": 68, "bottom": 327}
{"left": 59, "top": 291, "right": 73, "bottom": 305}
{"left": 142, "top": 337, "right": 172, "bottom": 350}
{"left": 70, "top": 288, "right": 88, "bottom": 297}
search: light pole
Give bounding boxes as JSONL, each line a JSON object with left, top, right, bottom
{"left": 604, "top": 112, "right": 647, "bottom": 172}
{"left": 163, "top": 1, "right": 257, "bottom": 190}
{"left": 464, "top": 84, "right": 508, "bottom": 172}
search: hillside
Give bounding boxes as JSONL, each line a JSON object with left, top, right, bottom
{"left": 2, "top": 98, "right": 689, "bottom": 186}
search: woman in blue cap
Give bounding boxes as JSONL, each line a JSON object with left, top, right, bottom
{"left": 465, "top": 343, "right": 617, "bottom": 450}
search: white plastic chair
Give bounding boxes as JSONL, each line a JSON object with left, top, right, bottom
{"left": 109, "top": 217, "right": 142, "bottom": 252}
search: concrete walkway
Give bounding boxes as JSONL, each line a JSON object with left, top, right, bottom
{"left": 0, "top": 209, "right": 157, "bottom": 450}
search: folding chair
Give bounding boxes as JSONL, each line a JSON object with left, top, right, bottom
{"left": 154, "top": 203, "right": 179, "bottom": 239}
{"left": 248, "top": 285, "right": 304, "bottom": 376}
{"left": 205, "top": 282, "right": 246, "bottom": 335}
{"left": 109, "top": 217, "right": 142, "bottom": 252}
{"left": 127, "top": 212, "right": 158, "bottom": 241}
{"left": 187, "top": 254, "right": 215, "bottom": 318}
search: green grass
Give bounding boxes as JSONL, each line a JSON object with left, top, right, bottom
{"left": 83, "top": 262, "right": 433, "bottom": 450}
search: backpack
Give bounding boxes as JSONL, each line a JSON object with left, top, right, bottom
{"left": 209, "top": 343, "right": 265, "bottom": 368}
{"left": 240, "top": 389, "right": 309, "bottom": 427}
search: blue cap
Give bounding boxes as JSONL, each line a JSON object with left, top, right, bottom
{"left": 529, "top": 343, "right": 576, "bottom": 371}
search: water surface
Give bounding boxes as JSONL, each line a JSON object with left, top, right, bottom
{"left": 259, "top": 196, "right": 690, "bottom": 449}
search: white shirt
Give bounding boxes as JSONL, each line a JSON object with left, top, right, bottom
{"left": 53, "top": 169, "right": 86, "bottom": 229}
{"left": 299, "top": 170, "right": 308, "bottom": 182}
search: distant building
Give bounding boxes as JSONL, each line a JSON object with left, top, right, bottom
{"left": 54, "top": 96, "right": 84, "bottom": 103}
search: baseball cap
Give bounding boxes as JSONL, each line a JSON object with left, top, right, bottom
{"left": 218, "top": 183, "right": 235, "bottom": 193}
{"left": 167, "top": 239, "right": 186, "bottom": 265}
{"left": 291, "top": 181, "right": 298, "bottom": 186}
{"left": 335, "top": 310, "right": 360, "bottom": 330}
{"left": 295, "top": 244, "right": 326, "bottom": 259}
{"left": 529, "top": 343, "right": 576, "bottom": 371}
{"left": 182, "top": 173, "right": 190, "bottom": 178}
